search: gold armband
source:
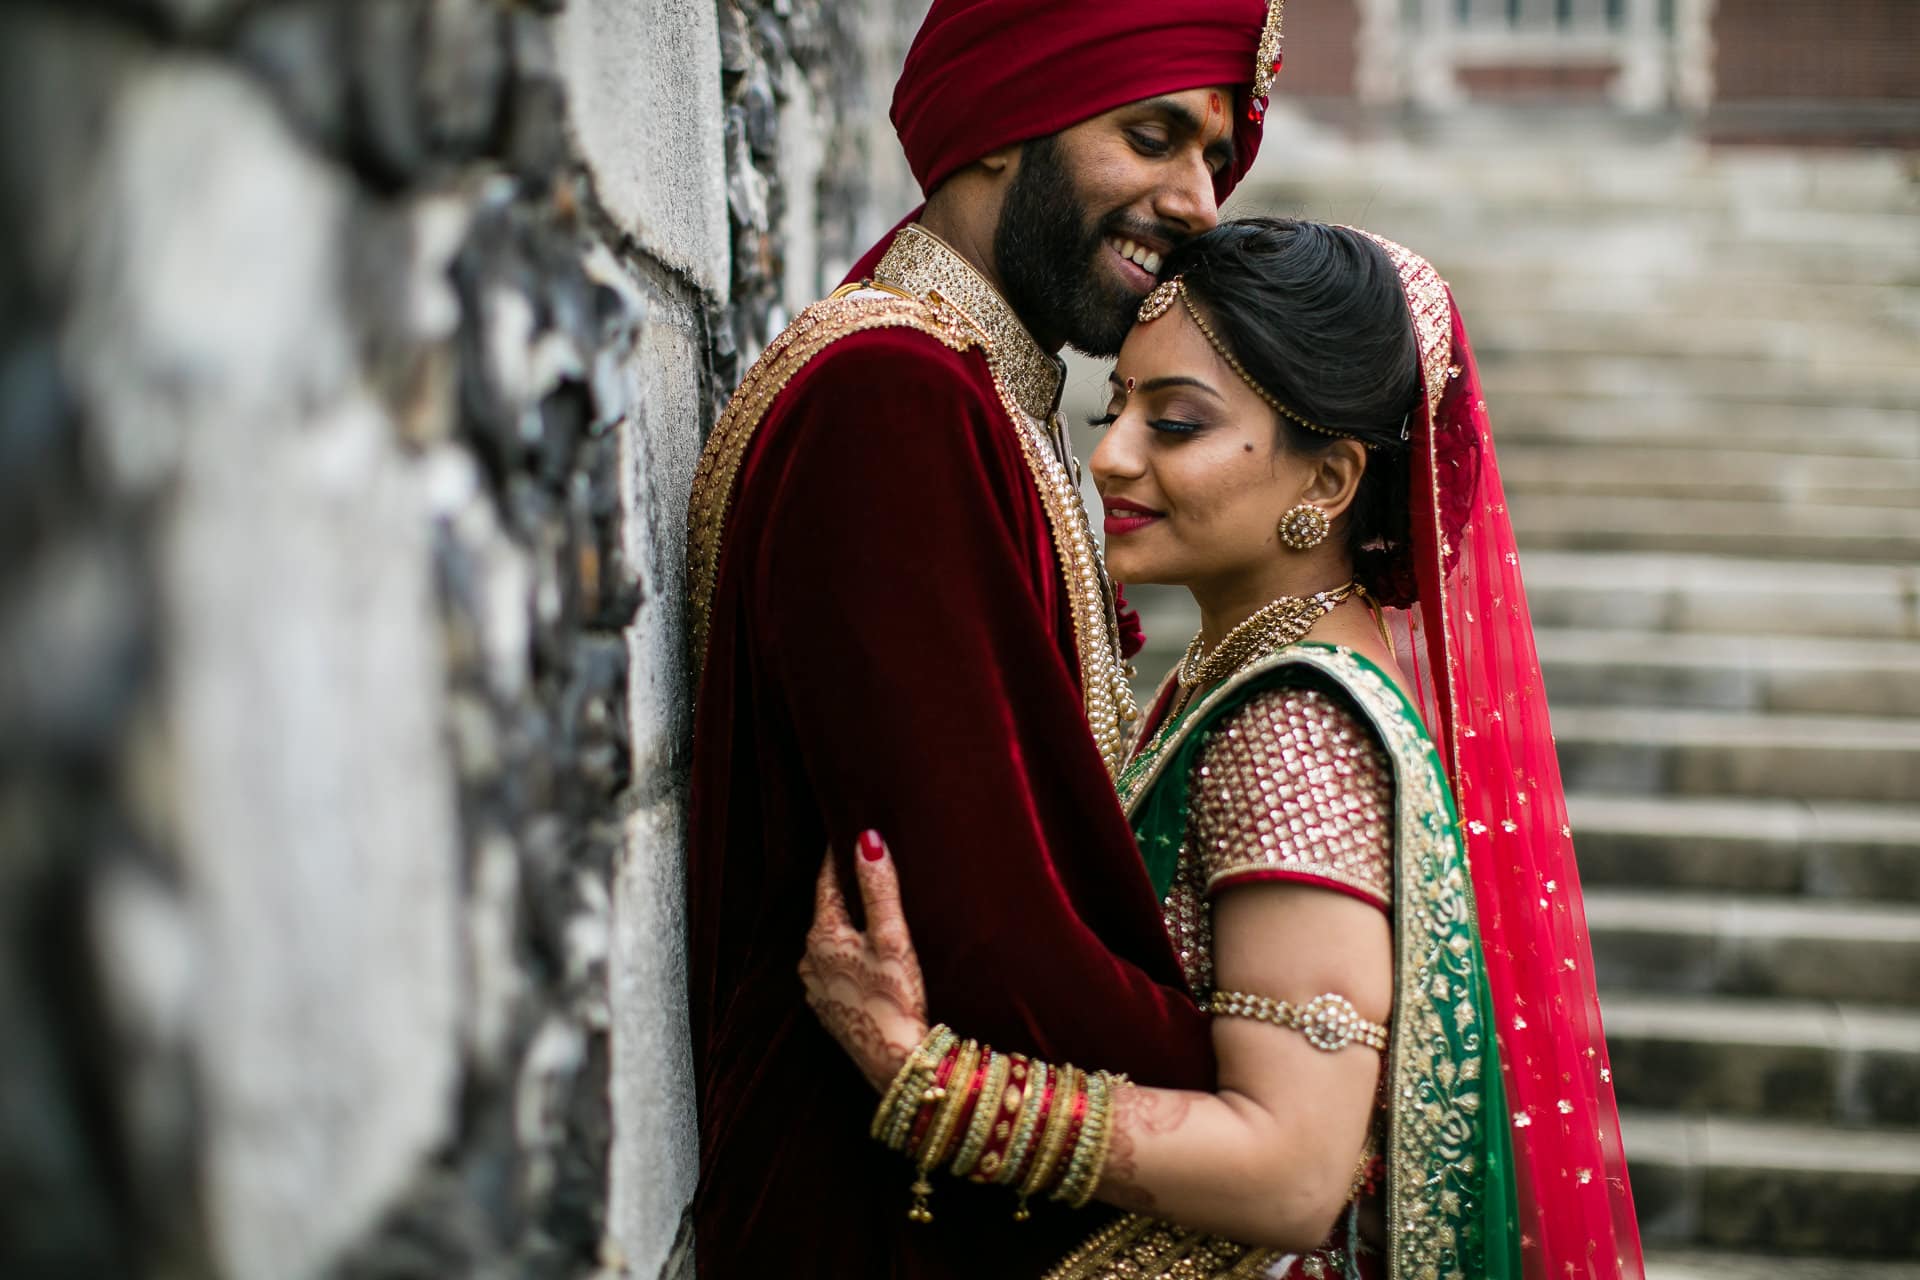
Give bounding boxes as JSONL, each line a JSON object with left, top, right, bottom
{"left": 1210, "top": 990, "right": 1389, "bottom": 1053}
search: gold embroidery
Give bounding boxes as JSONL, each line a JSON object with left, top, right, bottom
{"left": 1188, "top": 686, "right": 1393, "bottom": 908}
{"left": 687, "top": 229, "right": 1138, "bottom": 777}
{"left": 876, "top": 224, "right": 1062, "bottom": 421}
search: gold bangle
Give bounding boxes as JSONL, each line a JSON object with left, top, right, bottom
{"left": 907, "top": 1038, "right": 980, "bottom": 1224}
{"left": 874, "top": 1025, "right": 954, "bottom": 1148}
{"left": 952, "top": 1048, "right": 1014, "bottom": 1178}
{"left": 1021, "top": 1062, "right": 1080, "bottom": 1201}
{"left": 1071, "top": 1074, "right": 1124, "bottom": 1209}
{"left": 1210, "top": 990, "right": 1390, "bottom": 1053}
{"left": 919, "top": 1040, "right": 979, "bottom": 1166}
{"left": 1051, "top": 1070, "right": 1107, "bottom": 1205}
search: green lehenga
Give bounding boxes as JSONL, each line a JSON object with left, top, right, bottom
{"left": 1049, "top": 642, "right": 1520, "bottom": 1280}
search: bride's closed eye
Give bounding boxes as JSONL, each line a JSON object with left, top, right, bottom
{"left": 1147, "top": 417, "right": 1205, "bottom": 437}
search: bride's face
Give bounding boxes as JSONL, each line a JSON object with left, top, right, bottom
{"left": 1089, "top": 309, "right": 1350, "bottom": 591}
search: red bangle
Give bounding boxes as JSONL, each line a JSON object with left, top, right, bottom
{"left": 968, "top": 1054, "right": 1030, "bottom": 1182}
{"left": 932, "top": 1054, "right": 990, "bottom": 1168}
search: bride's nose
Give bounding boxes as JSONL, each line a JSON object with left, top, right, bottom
{"left": 1089, "top": 415, "right": 1145, "bottom": 489}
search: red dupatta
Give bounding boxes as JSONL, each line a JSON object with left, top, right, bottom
{"left": 1361, "top": 232, "right": 1647, "bottom": 1280}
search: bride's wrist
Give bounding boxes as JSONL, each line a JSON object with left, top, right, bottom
{"left": 867, "top": 1015, "right": 931, "bottom": 1091}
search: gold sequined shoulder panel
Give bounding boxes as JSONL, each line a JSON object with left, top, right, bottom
{"left": 1188, "top": 685, "right": 1393, "bottom": 910}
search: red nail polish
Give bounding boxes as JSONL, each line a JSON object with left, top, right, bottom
{"left": 858, "top": 830, "right": 885, "bottom": 862}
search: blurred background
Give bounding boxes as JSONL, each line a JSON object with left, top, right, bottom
{"left": 1, "top": 1, "right": 1915, "bottom": 1277}
{"left": 1080, "top": 7, "right": 1920, "bottom": 1277}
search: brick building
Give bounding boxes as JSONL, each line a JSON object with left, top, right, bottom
{"left": 1275, "top": 0, "right": 1920, "bottom": 147}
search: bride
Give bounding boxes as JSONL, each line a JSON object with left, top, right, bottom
{"left": 798, "top": 218, "right": 1644, "bottom": 1278}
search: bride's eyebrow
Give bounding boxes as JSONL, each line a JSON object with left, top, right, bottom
{"left": 1135, "top": 375, "right": 1224, "bottom": 400}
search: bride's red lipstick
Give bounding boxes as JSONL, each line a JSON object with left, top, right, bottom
{"left": 1103, "top": 498, "right": 1164, "bottom": 537}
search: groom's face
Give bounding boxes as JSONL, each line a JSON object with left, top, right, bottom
{"left": 995, "top": 87, "right": 1237, "bottom": 357}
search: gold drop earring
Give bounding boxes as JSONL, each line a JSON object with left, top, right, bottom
{"left": 1278, "top": 503, "right": 1330, "bottom": 551}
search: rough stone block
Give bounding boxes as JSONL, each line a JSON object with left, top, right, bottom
{"left": 61, "top": 55, "right": 463, "bottom": 1279}
{"left": 621, "top": 294, "right": 706, "bottom": 785}
{"left": 777, "top": 61, "right": 827, "bottom": 316}
{"left": 165, "top": 391, "right": 463, "bottom": 1280}
{"left": 608, "top": 797, "right": 698, "bottom": 1280}
{"left": 554, "top": 0, "right": 729, "bottom": 302}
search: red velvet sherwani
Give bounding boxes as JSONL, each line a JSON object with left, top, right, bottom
{"left": 685, "top": 226, "right": 1216, "bottom": 1277}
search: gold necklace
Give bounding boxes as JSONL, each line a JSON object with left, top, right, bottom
{"left": 1169, "top": 582, "right": 1358, "bottom": 720}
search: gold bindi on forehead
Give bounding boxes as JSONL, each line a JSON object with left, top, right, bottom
{"left": 1136, "top": 276, "right": 1364, "bottom": 444}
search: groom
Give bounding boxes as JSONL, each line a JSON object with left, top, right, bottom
{"left": 686, "top": 1, "right": 1283, "bottom": 1273}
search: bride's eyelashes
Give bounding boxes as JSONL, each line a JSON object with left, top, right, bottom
{"left": 1148, "top": 417, "right": 1204, "bottom": 437}
{"left": 1082, "top": 412, "right": 1206, "bottom": 436}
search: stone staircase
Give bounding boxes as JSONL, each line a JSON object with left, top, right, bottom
{"left": 1130, "top": 132, "right": 1920, "bottom": 1274}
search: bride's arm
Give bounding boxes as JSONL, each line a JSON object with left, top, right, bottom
{"left": 804, "top": 840, "right": 1389, "bottom": 1251}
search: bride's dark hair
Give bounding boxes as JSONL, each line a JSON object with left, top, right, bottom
{"left": 1158, "top": 217, "right": 1421, "bottom": 600}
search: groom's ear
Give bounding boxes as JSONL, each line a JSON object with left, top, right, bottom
{"left": 976, "top": 143, "right": 1021, "bottom": 176}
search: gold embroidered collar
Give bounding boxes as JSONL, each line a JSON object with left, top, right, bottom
{"left": 874, "top": 224, "right": 1064, "bottom": 421}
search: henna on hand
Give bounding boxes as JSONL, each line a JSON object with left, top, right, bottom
{"left": 799, "top": 848, "right": 931, "bottom": 1091}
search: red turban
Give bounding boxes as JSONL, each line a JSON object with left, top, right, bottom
{"left": 891, "top": 0, "right": 1274, "bottom": 203}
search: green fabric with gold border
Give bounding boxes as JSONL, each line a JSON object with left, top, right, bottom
{"left": 1112, "top": 642, "right": 1521, "bottom": 1280}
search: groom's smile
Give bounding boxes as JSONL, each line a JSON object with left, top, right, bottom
{"left": 1106, "top": 234, "right": 1169, "bottom": 290}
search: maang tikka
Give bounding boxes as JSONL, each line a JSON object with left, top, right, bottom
{"left": 1136, "top": 276, "right": 1362, "bottom": 446}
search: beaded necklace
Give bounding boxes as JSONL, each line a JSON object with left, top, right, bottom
{"left": 1171, "top": 583, "right": 1357, "bottom": 720}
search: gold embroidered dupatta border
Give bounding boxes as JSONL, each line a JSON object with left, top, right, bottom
{"left": 685, "top": 288, "right": 1137, "bottom": 778}
{"left": 1046, "top": 644, "right": 1504, "bottom": 1280}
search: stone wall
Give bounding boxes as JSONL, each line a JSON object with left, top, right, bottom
{"left": 0, "top": 1, "right": 908, "bottom": 1276}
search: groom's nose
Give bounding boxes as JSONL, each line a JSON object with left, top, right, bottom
{"left": 1150, "top": 154, "right": 1221, "bottom": 238}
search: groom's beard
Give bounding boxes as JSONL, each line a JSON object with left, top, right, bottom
{"left": 994, "top": 136, "right": 1141, "bottom": 359}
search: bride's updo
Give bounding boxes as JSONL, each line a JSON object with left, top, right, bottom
{"left": 1157, "top": 217, "right": 1422, "bottom": 604}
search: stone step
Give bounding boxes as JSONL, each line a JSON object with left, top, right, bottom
{"left": 1451, "top": 277, "right": 1918, "bottom": 331}
{"left": 1242, "top": 206, "right": 1920, "bottom": 287}
{"left": 1647, "top": 1250, "right": 1920, "bottom": 1280}
{"left": 1248, "top": 158, "right": 1920, "bottom": 222}
{"left": 1570, "top": 794, "right": 1920, "bottom": 903}
{"left": 1585, "top": 890, "right": 1920, "bottom": 1006}
{"left": 1622, "top": 1109, "right": 1920, "bottom": 1257}
{"left": 1242, "top": 139, "right": 1920, "bottom": 218}
{"left": 1602, "top": 994, "right": 1920, "bottom": 1126}
{"left": 1520, "top": 553, "right": 1920, "bottom": 642}
{"left": 1502, "top": 446, "right": 1920, "bottom": 509}
{"left": 1511, "top": 492, "right": 1920, "bottom": 562}
{"left": 1555, "top": 705, "right": 1920, "bottom": 804}
{"left": 1492, "top": 394, "right": 1920, "bottom": 459}
{"left": 1537, "top": 629, "right": 1920, "bottom": 717}
{"left": 1479, "top": 352, "right": 1920, "bottom": 412}
{"left": 1468, "top": 307, "right": 1920, "bottom": 370}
